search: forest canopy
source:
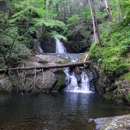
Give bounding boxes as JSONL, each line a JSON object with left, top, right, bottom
{"left": 0, "top": 0, "right": 130, "bottom": 68}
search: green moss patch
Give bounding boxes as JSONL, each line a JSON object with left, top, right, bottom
{"left": 119, "top": 72, "right": 130, "bottom": 81}
{"left": 53, "top": 70, "right": 66, "bottom": 91}
{"left": 89, "top": 19, "right": 130, "bottom": 102}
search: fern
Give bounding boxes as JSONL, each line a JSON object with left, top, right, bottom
{"left": 49, "top": 31, "right": 67, "bottom": 42}
{"left": 34, "top": 19, "right": 66, "bottom": 29}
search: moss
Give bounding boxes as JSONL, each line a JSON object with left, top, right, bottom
{"left": 126, "top": 93, "right": 130, "bottom": 103}
{"left": 124, "top": 73, "right": 130, "bottom": 81}
{"left": 119, "top": 72, "right": 130, "bottom": 81}
{"left": 0, "top": 87, "right": 6, "bottom": 91}
{"left": 104, "top": 92, "right": 113, "bottom": 99}
{"left": 53, "top": 70, "right": 66, "bottom": 91}
{"left": 11, "top": 85, "right": 18, "bottom": 91}
{"left": 89, "top": 21, "right": 130, "bottom": 102}
{"left": 90, "top": 26, "right": 129, "bottom": 78}
{"left": 89, "top": 41, "right": 102, "bottom": 59}
{"left": 105, "top": 91, "right": 122, "bottom": 102}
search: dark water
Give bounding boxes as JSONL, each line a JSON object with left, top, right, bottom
{"left": 0, "top": 92, "right": 129, "bottom": 130}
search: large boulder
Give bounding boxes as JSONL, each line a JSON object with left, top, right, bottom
{"left": 94, "top": 114, "right": 130, "bottom": 130}
{"left": 0, "top": 54, "right": 67, "bottom": 92}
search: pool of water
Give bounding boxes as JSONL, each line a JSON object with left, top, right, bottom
{"left": 0, "top": 92, "right": 129, "bottom": 130}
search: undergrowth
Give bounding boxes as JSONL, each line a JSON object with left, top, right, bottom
{"left": 89, "top": 21, "right": 130, "bottom": 78}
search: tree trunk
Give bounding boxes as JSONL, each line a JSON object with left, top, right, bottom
{"left": 56, "top": 4, "right": 59, "bottom": 19}
{"left": 0, "top": 61, "right": 91, "bottom": 72}
{"left": 88, "top": 0, "right": 96, "bottom": 41}
{"left": 116, "top": 0, "right": 123, "bottom": 22}
{"left": 92, "top": 0, "right": 102, "bottom": 47}
{"left": 44, "top": 0, "right": 46, "bottom": 10}
{"left": 63, "top": 0, "right": 67, "bottom": 23}
{"left": 49, "top": 0, "right": 52, "bottom": 12}
{"left": 104, "top": 0, "right": 113, "bottom": 22}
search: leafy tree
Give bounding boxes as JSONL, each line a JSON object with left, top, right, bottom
{"left": 110, "top": 0, "right": 130, "bottom": 23}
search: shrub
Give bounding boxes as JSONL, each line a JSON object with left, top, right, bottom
{"left": 9, "top": 43, "right": 31, "bottom": 62}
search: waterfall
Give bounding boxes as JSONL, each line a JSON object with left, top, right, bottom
{"left": 39, "top": 39, "right": 44, "bottom": 53}
{"left": 55, "top": 37, "right": 92, "bottom": 93}
{"left": 55, "top": 37, "right": 66, "bottom": 53}
{"left": 64, "top": 67, "right": 92, "bottom": 93}
{"left": 39, "top": 46, "right": 43, "bottom": 53}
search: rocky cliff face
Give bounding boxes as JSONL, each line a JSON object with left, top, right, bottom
{"left": 90, "top": 59, "right": 130, "bottom": 103}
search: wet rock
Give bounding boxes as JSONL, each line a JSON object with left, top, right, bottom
{"left": 96, "top": 115, "right": 130, "bottom": 130}
{"left": 35, "top": 54, "right": 65, "bottom": 64}
{"left": 0, "top": 77, "right": 12, "bottom": 91}
{"left": 94, "top": 114, "right": 130, "bottom": 130}
{"left": 89, "top": 59, "right": 130, "bottom": 103}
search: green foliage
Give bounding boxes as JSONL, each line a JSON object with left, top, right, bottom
{"left": 120, "top": 72, "right": 130, "bottom": 81}
{"left": 53, "top": 71, "right": 66, "bottom": 91}
{"left": 126, "top": 93, "right": 130, "bottom": 102}
{"left": 7, "top": 44, "right": 31, "bottom": 62}
{"left": 120, "top": 39, "right": 130, "bottom": 56}
{"left": 0, "top": 55, "right": 6, "bottom": 68}
{"left": 0, "top": 34, "right": 31, "bottom": 68}
{"left": 9, "top": 0, "right": 68, "bottom": 45}
{"left": 50, "top": 31, "right": 67, "bottom": 41}
{"left": 0, "top": 35, "right": 11, "bottom": 68}
{"left": 80, "top": 7, "right": 91, "bottom": 20}
{"left": 67, "top": 15, "right": 81, "bottom": 28}
{"left": 0, "top": 0, "right": 70, "bottom": 68}
{"left": 110, "top": 0, "right": 130, "bottom": 23}
{"left": 89, "top": 41, "right": 102, "bottom": 58}
{"left": 90, "top": 18, "right": 130, "bottom": 78}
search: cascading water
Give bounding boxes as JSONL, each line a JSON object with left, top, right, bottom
{"left": 55, "top": 37, "right": 67, "bottom": 53}
{"left": 39, "top": 39, "right": 44, "bottom": 53}
{"left": 55, "top": 37, "right": 92, "bottom": 93}
{"left": 63, "top": 67, "right": 92, "bottom": 93}
{"left": 39, "top": 46, "right": 43, "bottom": 53}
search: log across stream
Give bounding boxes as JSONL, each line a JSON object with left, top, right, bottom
{"left": 0, "top": 61, "right": 91, "bottom": 72}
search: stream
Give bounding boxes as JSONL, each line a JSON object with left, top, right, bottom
{"left": 0, "top": 38, "right": 129, "bottom": 130}
{"left": 0, "top": 92, "right": 130, "bottom": 130}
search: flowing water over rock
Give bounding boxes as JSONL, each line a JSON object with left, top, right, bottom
{"left": 55, "top": 37, "right": 67, "bottom": 53}
{"left": 39, "top": 46, "right": 44, "bottom": 53}
{"left": 55, "top": 38, "right": 92, "bottom": 93}
{"left": 64, "top": 67, "right": 92, "bottom": 93}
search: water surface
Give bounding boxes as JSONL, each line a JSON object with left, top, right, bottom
{"left": 0, "top": 92, "right": 129, "bottom": 130}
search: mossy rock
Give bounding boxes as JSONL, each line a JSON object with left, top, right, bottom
{"left": 104, "top": 92, "right": 113, "bottom": 99}
{"left": 53, "top": 70, "right": 66, "bottom": 91}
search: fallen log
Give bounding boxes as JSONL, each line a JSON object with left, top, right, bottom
{"left": 0, "top": 61, "right": 91, "bottom": 72}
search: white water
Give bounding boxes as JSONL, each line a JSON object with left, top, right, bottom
{"left": 55, "top": 37, "right": 67, "bottom": 53}
{"left": 64, "top": 68, "right": 92, "bottom": 93}
{"left": 55, "top": 37, "right": 92, "bottom": 93}
{"left": 39, "top": 46, "right": 43, "bottom": 53}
